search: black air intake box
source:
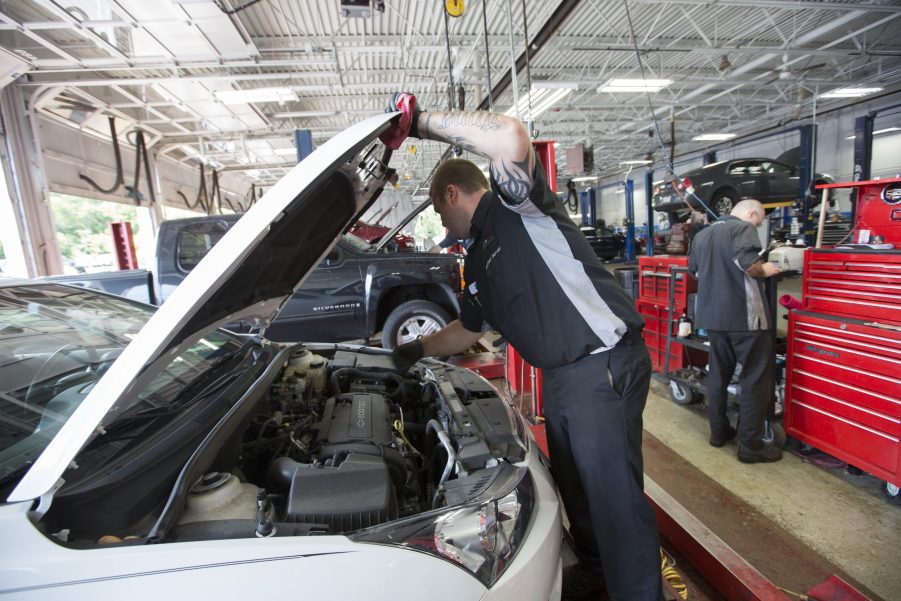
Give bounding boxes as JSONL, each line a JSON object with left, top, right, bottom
{"left": 277, "top": 454, "right": 397, "bottom": 532}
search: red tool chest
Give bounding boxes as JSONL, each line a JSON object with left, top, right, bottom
{"left": 802, "top": 248, "right": 901, "bottom": 325}
{"left": 784, "top": 310, "right": 900, "bottom": 487}
{"left": 638, "top": 255, "right": 696, "bottom": 309}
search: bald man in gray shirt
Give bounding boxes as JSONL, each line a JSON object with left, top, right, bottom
{"left": 689, "top": 200, "right": 783, "bottom": 463}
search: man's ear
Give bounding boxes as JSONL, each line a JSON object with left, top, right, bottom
{"left": 444, "top": 184, "right": 459, "bottom": 205}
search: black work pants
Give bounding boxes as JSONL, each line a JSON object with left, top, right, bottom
{"left": 542, "top": 332, "right": 663, "bottom": 601}
{"left": 707, "top": 329, "right": 774, "bottom": 447}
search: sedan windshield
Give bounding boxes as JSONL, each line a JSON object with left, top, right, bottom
{"left": 0, "top": 284, "right": 244, "bottom": 490}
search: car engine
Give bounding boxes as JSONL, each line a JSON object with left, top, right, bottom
{"left": 172, "top": 347, "right": 527, "bottom": 538}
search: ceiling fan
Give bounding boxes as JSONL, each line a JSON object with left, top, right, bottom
{"left": 763, "top": 54, "right": 828, "bottom": 85}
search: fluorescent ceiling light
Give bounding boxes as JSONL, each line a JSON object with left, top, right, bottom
{"left": 216, "top": 87, "right": 298, "bottom": 104}
{"left": 532, "top": 81, "right": 579, "bottom": 90}
{"left": 598, "top": 79, "right": 672, "bottom": 93}
{"left": 819, "top": 87, "right": 882, "bottom": 99}
{"left": 272, "top": 110, "right": 338, "bottom": 119}
{"left": 273, "top": 148, "right": 298, "bottom": 156}
{"left": 620, "top": 160, "right": 653, "bottom": 165}
{"left": 505, "top": 86, "right": 574, "bottom": 119}
{"left": 845, "top": 126, "right": 900, "bottom": 140}
{"left": 571, "top": 176, "right": 597, "bottom": 182}
{"left": 692, "top": 133, "right": 737, "bottom": 141}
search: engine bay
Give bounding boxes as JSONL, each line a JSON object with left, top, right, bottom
{"left": 171, "top": 348, "right": 527, "bottom": 540}
{"left": 38, "top": 346, "right": 528, "bottom": 545}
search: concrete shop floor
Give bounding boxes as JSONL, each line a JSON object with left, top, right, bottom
{"left": 507, "top": 377, "right": 899, "bottom": 601}
{"left": 642, "top": 376, "right": 899, "bottom": 601}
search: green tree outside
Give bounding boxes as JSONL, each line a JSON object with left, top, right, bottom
{"left": 50, "top": 193, "right": 141, "bottom": 271}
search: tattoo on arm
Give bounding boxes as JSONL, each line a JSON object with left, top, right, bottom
{"left": 420, "top": 112, "right": 503, "bottom": 156}
{"left": 490, "top": 150, "right": 535, "bottom": 204}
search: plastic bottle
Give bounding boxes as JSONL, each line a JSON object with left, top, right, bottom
{"left": 677, "top": 309, "right": 692, "bottom": 338}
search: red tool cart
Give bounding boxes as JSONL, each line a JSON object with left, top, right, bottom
{"left": 784, "top": 177, "right": 901, "bottom": 505}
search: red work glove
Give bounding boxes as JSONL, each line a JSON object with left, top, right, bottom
{"left": 379, "top": 92, "right": 423, "bottom": 150}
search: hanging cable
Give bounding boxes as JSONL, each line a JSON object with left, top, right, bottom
{"left": 193, "top": 163, "right": 211, "bottom": 215}
{"left": 79, "top": 116, "right": 124, "bottom": 195}
{"left": 443, "top": 7, "right": 457, "bottom": 111}
{"left": 520, "top": 0, "right": 534, "bottom": 130}
{"left": 126, "top": 129, "right": 157, "bottom": 206}
{"left": 210, "top": 168, "right": 238, "bottom": 213}
{"left": 481, "top": 0, "right": 493, "bottom": 110}
{"left": 621, "top": 0, "right": 717, "bottom": 220}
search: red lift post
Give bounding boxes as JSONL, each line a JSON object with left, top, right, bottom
{"left": 109, "top": 222, "right": 139, "bottom": 270}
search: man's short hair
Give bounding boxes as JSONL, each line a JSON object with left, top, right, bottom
{"left": 430, "top": 159, "right": 489, "bottom": 202}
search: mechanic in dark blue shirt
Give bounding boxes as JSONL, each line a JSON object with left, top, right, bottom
{"left": 382, "top": 93, "right": 663, "bottom": 601}
{"left": 689, "top": 200, "right": 783, "bottom": 463}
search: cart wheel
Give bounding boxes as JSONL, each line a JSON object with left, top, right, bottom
{"left": 668, "top": 380, "right": 697, "bottom": 405}
{"left": 883, "top": 481, "right": 901, "bottom": 507}
{"left": 762, "top": 420, "right": 786, "bottom": 449}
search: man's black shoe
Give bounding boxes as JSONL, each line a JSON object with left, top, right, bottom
{"left": 562, "top": 563, "right": 607, "bottom": 600}
{"left": 738, "top": 443, "right": 783, "bottom": 463}
{"left": 709, "top": 426, "right": 737, "bottom": 448}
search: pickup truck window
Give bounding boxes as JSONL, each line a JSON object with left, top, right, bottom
{"left": 177, "top": 220, "right": 231, "bottom": 272}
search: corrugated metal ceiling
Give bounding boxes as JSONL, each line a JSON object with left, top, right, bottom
{"left": 1, "top": 0, "right": 899, "bottom": 201}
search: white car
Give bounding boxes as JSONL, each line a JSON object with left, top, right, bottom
{"left": 0, "top": 114, "right": 562, "bottom": 600}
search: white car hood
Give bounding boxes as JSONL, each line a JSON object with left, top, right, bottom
{"left": 9, "top": 113, "right": 396, "bottom": 503}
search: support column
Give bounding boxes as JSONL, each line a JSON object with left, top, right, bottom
{"left": 644, "top": 169, "right": 655, "bottom": 256}
{"left": 625, "top": 179, "right": 636, "bottom": 261}
{"left": 0, "top": 83, "right": 62, "bottom": 277}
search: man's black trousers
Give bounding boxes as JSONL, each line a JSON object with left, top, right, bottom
{"left": 707, "top": 330, "right": 775, "bottom": 447}
{"left": 542, "top": 332, "right": 663, "bottom": 601}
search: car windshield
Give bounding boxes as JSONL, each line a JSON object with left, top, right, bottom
{"left": 343, "top": 232, "right": 373, "bottom": 251}
{"left": 0, "top": 284, "right": 246, "bottom": 490}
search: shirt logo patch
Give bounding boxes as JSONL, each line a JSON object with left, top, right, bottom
{"left": 469, "top": 282, "right": 478, "bottom": 295}
{"left": 485, "top": 246, "right": 501, "bottom": 271}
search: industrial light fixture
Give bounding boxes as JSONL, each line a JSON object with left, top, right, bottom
{"left": 692, "top": 133, "right": 737, "bottom": 141}
{"left": 571, "top": 176, "right": 597, "bottom": 182}
{"left": 845, "top": 126, "right": 900, "bottom": 140}
{"left": 215, "top": 87, "right": 298, "bottom": 104}
{"left": 620, "top": 160, "right": 653, "bottom": 165}
{"left": 598, "top": 79, "right": 672, "bottom": 93}
{"left": 272, "top": 110, "right": 339, "bottom": 119}
{"left": 819, "top": 86, "right": 883, "bottom": 99}
{"left": 273, "top": 148, "right": 298, "bottom": 156}
{"left": 505, "top": 83, "right": 577, "bottom": 119}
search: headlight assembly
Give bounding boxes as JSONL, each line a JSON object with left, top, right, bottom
{"left": 351, "top": 465, "right": 534, "bottom": 588}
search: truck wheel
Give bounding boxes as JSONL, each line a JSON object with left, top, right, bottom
{"left": 381, "top": 300, "right": 450, "bottom": 349}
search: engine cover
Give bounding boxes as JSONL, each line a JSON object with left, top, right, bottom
{"left": 323, "top": 392, "right": 392, "bottom": 449}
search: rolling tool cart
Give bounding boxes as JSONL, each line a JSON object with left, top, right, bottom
{"left": 661, "top": 266, "right": 791, "bottom": 447}
{"left": 784, "top": 177, "right": 901, "bottom": 505}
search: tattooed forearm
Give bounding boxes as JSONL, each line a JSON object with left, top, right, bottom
{"left": 436, "top": 112, "right": 503, "bottom": 133}
{"left": 490, "top": 152, "right": 535, "bottom": 204}
{"left": 421, "top": 112, "right": 502, "bottom": 145}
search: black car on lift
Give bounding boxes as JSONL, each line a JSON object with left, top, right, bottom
{"left": 651, "top": 158, "right": 832, "bottom": 217}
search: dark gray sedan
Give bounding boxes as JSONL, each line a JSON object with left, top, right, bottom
{"left": 652, "top": 158, "right": 832, "bottom": 216}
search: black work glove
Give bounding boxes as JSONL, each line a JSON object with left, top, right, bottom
{"left": 391, "top": 339, "right": 424, "bottom": 372}
{"left": 379, "top": 92, "right": 424, "bottom": 150}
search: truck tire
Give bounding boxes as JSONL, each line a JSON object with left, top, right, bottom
{"left": 381, "top": 300, "right": 450, "bottom": 349}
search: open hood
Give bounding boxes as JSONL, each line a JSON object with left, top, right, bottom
{"left": 10, "top": 113, "right": 397, "bottom": 503}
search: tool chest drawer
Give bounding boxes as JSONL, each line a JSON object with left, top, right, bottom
{"left": 802, "top": 249, "right": 901, "bottom": 325}
{"left": 638, "top": 255, "right": 696, "bottom": 309}
{"left": 785, "top": 310, "right": 901, "bottom": 484}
